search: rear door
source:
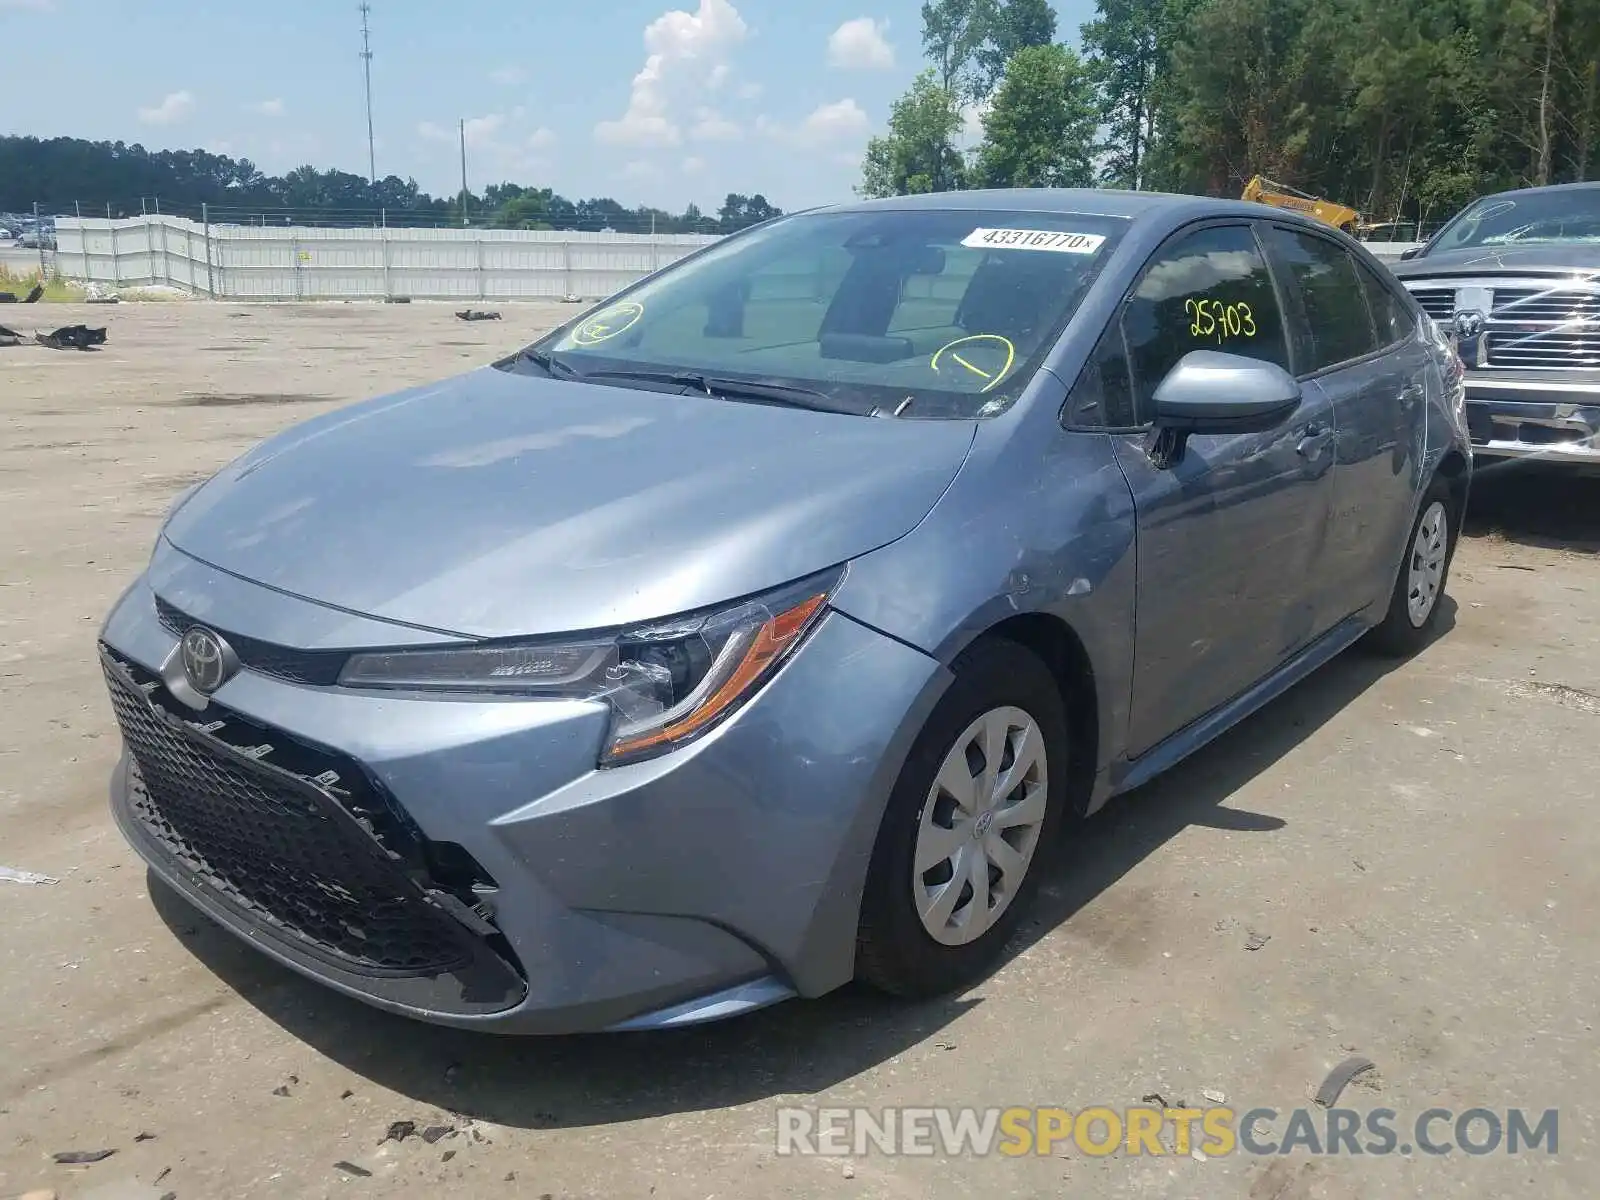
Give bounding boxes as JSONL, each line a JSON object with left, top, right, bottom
{"left": 1261, "top": 225, "right": 1424, "bottom": 626}
{"left": 1081, "top": 222, "right": 1340, "bottom": 758}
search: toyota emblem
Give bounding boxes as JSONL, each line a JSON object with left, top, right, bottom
{"left": 180, "top": 626, "right": 235, "bottom": 694}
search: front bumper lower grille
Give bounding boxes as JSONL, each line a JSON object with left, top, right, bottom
{"left": 102, "top": 646, "right": 527, "bottom": 1011}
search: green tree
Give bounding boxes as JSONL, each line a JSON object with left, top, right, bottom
{"left": 974, "top": 0, "right": 1058, "bottom": 97}
{"left": 921, "top": 0, "right": 993, "bottom": 102}
{"left": 859, "top": 69, "right": 968, "bottom": 196}
{"left": 1081, "top": 0, "right": 1188, "bottom": 189}
{"left": 974, "top": 44, "right": 1099, "bottom": 187}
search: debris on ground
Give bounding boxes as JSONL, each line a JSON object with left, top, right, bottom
{"left": 19, "top": 1189, "right": 58, "bottom": 1200}
{"left": 36, "top": 325, "right": 108, "bottom": 351}
{"left": 52, "top": 1148, "right": 117, "bottom": 1164}
{"left": 1314, "top": 1056, "right": 1376, "bottom": 1108}
{"left": 272, "top": 1085, "right": 291, "bottom": 1097}
{"left": 0, "top": 282, "right": 44, "bottom": 304}
{"left": 1244, "top": 930, "right": 1271, "bottom": 951}
{"left": 420, "top": 1125, "right": 455, "bottom": 1144}
{"left": 443, "top": 1062, "right": 462, "bottom": 1084}
{"left": 134, "top": 1132, "right": 157, "bottom": 1142}
{"left": 340, "top": 1089, "right": 354, "bottom": 1100}
{"left": 1201, "top": 1088, "right": 1227, "bottom": 1104}
{"left": 842, "top": 1162, "right": 856, "bottom": 1179}
{"left": 443, "top": 1149, "right": 457, "bottom": 1161}
{"left": 1, "top": 865, "right": 59, "bottom": 884}
{"left": 0, "top": 324, "right": 21, "bottom": 346}
{"left": 455, "top": 309, "right": 502, "bottom": 321}
{"left": 334, "top": 1161, "right": 373, "bottom": 1178}
{"left": 382, "top": 1120, "right": 417, "bottom": 1144}
{"left": 1140, "top": 1092, "right": 1168, "bottom": 1107}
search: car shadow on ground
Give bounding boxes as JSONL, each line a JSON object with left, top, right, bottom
{"left": 151, "top": 602, "right": 1453, "bottom": 1132}
{"left": 1463, "top": 458, "right": 1600, "bottom": 552}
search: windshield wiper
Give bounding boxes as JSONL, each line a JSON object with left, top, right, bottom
{"left": 518, "top": 348, "right": 581, "bottom": 378}
{"left": 580, "top": 369, "right": 872, "bottom": 415}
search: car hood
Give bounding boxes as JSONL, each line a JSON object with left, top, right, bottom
{"left": 163, "top": 366, "right": 977, "bottom": 639}
{"left": 1392, "top": 243, "right": 1600, "bottom": 279}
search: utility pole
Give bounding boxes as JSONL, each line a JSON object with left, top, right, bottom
{"left": 359, "top": 3, "right": 376, "bottom": 184}
{"left": 459, "top": 118, "right": 470, "bottom": 226}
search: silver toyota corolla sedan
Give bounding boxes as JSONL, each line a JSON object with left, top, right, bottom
{"left": 99, "top": 189, "right": 1472, "bottom": 1034}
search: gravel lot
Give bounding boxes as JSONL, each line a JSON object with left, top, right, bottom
{"left": 2, "top": 303, "right": 1597, "bottom": 1200}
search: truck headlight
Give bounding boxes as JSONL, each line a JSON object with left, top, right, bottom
{"left": 338, "top": 569, "right": 840, "bottom": 764}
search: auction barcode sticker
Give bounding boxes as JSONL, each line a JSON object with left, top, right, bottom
{"left": 961, "top": 228, "right": 1106, "bottom": 253}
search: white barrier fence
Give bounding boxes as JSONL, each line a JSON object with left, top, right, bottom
{"left": 52, "top": 216, "right": 721, "bottom": 301}
{"left": 50, "top": 216, "right": 1425, "bottom": 303}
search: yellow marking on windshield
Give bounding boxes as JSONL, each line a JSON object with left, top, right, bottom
{"left": 931, "top": 334, "right": 1016, "bottom": 393}
{"left": 571, "top": 301, "right": 645, "bottom": 346}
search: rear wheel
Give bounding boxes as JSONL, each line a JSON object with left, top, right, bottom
{"left": 1367, "top": 478, "right": 1456, "bottom": 656}
{"left": 856, "top": 639, "right": 1068, "bottom": 998}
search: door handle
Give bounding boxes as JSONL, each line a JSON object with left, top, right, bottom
{"left": 1296, "top": 423, "right": 1334, "bottom": 458}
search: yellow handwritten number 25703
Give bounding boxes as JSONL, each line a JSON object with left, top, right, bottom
{"left": 1185, "top": 298, "right": 1257, "bottom": 343}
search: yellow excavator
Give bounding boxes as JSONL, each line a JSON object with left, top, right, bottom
{"left": 1241, "top": 176, "right": 1363, "bottom": 234}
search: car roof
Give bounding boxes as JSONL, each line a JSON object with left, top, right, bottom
{"left": 1473, "top": 180, "right": 1600, "bottom": 201}
{"left": 809, "top": 186, "right": 1322, "bottom": 230}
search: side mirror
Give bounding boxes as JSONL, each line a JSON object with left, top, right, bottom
{"left": 1399, "top": 246, "right": 1421, "bottom": 260}
{"left": 1153, "top": 350, "right": 1302, "bottom": 435}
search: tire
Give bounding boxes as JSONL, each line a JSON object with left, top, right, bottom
{"left": 1367, "top": 478, "right": 1457, "bottom": 657}
{"left": 856, "top": 638, "right": 1069, "bottom": 998}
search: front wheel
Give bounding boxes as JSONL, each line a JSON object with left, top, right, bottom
{"left": 1367, "top": 478, "right": 1457, "bottom": 656}
{"left": 855, "top": 639, "right": 1068, "bottom": 998}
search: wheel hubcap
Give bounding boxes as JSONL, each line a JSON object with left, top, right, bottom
{"left": 1406, "top": 500, "right": 1449, "bottom": 627}
{"left": 913, "top": 705, "right": 1048, "bottom": 946}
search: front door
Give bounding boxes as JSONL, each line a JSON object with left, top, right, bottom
{"left": 1103, "top": 222, "right": 1340, "bottom": 758}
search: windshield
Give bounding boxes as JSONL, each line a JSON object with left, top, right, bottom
{"left": 1428, "top": 187, "right": 1600, "bottom": 252}
{"left": 516, "top": 207, "right": 1127, "bottom": 418}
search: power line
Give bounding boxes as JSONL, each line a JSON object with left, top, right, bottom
{"left": 359, "top": 3, "right": 376, "bottom": 184}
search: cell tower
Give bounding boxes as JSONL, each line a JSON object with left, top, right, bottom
{"left": 360, "top": 3, "right": 376, "bottom": 183}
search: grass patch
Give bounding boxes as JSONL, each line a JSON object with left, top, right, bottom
{"left": 0, "top": 267, "right": 86, "bottom": 303}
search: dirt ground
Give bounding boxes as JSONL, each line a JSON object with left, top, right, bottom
{"left": 2, "top": 303, "right": 1598, "bottom": 1200}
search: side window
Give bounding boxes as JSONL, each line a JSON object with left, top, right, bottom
{"left": 1263, "top": 227, "right": 1379, "bottom": 371}
{"left": 1354, "top": 257, "right": 1416, "bottom": 347}
{"left": 1064, "top": 325, "right": 1137, "bottom": 429}
{"left": 1121, "top": 224, "right": 1291, "bottom": 421}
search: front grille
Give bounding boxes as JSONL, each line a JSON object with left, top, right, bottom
{"left": 1407, "top": 286, "right": 1457, "bottom": 322}
{"left": 103, "top": 649, "right": 483, "bottom": 977}
{"left": 154, "top": 595, "right": 347, "bottom": 686}
{"left": 1402, "top": 278, "right": 1600, "bottom": 370}
{"left": 1485, "top": 330, "right": 1600, "bottom": 369}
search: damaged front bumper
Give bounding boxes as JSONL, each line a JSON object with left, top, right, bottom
{"left": 1463, "top": 376, "right": 1600, "bottom": 464}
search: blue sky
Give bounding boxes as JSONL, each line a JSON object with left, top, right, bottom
{"left": 0, "top": 0, "right": 1094, "bottom": 212}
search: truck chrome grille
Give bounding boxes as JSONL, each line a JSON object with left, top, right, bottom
{"left": 1402, "top": 278, "right": 1600, "bottom": 370}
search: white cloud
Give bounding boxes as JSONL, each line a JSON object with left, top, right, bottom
{"left": 248, "top": 98, "right": 285, "bottom": 117}
{"left": 417, "top": 121, "right": 451, "bottom": 142}
{"left": 690, "top": 107, "right": 741, "bottom": 141}
{"left": 959, "top": 99, "right": 990, "bottom": 144}
{"left": 138, "top": 90, "right": 195, "bottom": 126}
{"left": 827, "top": 18, "right": 894, "bottom": 70}
{"left": 620, "top": 160, "right": 662, "bottom": 180}
{"left": 795, "top": 98, "right": 870, "bottom": 146}
{"left": 708, "top": 63, "right": 731, "bottom": 90}
{"left": 738, "top": 81, "right": 762, "bottom": 99}
{"left": 527, "top": 127, "right": 557, "bottom": 150}
{"left": 490, "top": 66, "right": 528, "bottom": 86}
{"left": 683, "top": 156, "right": 707, "bottom": 173}
{"left": 462, "top": 113, "right": 505, "bottom": 147}
{"left": 596, "top": 0, "right": 748, "bottom": 148}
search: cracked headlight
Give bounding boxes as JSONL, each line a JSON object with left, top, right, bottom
{"left": 338, "top": 569, "right": 840, "bottom": 764}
